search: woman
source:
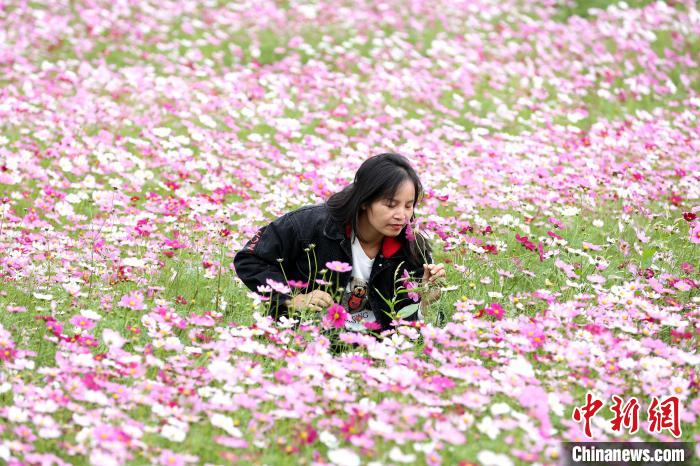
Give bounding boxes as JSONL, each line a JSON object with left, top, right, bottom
{"left": 233, "top": 153, "right": 446, "bottom": 331}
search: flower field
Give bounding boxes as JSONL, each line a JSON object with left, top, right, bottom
{"left": 0, "top": 0, "right": 699, "bottom": 464}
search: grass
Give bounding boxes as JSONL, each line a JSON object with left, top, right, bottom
{"left": 1, "top": 197, "right": 695, "bottom": 373}
{"left": 553, "top": 0, "right": 663, "bottom": 21}
{"left": 0, "top": 1, "right": 697, "bottom": 464}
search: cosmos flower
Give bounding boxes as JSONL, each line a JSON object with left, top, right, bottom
{"left": 689, "top": 222, "right": 700, "bottom": 244}
{"left": 326, "top": 261, "right": 352, "bottom": 273}
{"left": 324, "top": 303, "right": 348, "bottom": 329}
{"left": 118, "top": 291, "right": 146, "bottom": 311}
{"left": 69, "top": 315, "right": 96, "bottom": 331}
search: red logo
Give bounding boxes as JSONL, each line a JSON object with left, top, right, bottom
{"left": 573, "top": 393, "right": 683, "bottom": 438}
{"left": 648, "top": 396, "right": 682, "bottom": 438}
{"left": 572, "top": 392, "right": 604, "bottom": 438}
{"left": 610, "top": 395, "right": 640, "bottom": 434}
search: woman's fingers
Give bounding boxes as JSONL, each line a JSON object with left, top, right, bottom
{"left": 289, "top": 290, "right": 338, "bottom": 311}
{"left": 312, "top": 290, "right": 334, "bottom": 308}
{"left": 424, "top": 263, "right": 446, "bottom": 283}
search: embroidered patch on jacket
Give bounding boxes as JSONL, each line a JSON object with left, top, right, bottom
{"left": 246, "top": 228, "right": 263, "bottom": 251}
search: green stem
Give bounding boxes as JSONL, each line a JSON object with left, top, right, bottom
{"left": 215, "top": 241, "right": 225, "bottom": 311}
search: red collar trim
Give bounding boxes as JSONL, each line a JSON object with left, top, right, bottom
{"left": 344, "top": 223, "right": 403, "bottom": 258}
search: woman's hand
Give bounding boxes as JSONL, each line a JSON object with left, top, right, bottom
{"left": 422, "top": 263, "right": 446, "bottom": 285}
{"left": 287, "top": 290, "right": 334, "bottom": 312}
{"left": 420, "top": 263, "right": 446, "bottom": 308}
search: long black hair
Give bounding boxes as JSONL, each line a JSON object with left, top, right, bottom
{"left": 326, "top": 153, "right": 432, "bottom": 267}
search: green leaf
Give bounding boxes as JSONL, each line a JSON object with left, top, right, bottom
{"left": 373, "top": 287, "right": 391, "bottom": 306}
{"left": 396, "top": 303, "right": 420, "bottom": 319}
{"left": 641, "top": 247, "right": 657, "bottom": 267}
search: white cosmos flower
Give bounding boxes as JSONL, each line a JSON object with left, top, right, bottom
{"left": 560, "top": 206, "right": 580, "bottom": 217}
{"left": 319, "top": 431, "right": 339, "bottom": 448}
{"left": 489, "top": 402, "right": 511, "bottom": 416}
{"left": 7, "top": 407, "right": 29, "bottom": 423}
{"left": 477, "top": 450, "right": 514, "bottom": 466}
{"left": 80, "top": 309, "right": 102, "bottom": 320}
{"left": 199, "top": 115, "right": 217, "bottom": 128}
{"left": 122, "top": 257, "right": 146, "bottom": 267}
{"left": 368, "top": 418, "right": 394, "bottom": 435}
{"left": 476, "top": 416, "right": 500, "bottom": 440}
{"left": 327, "top": 448, "right": 360, "bottom": 466}
{"left": 661, "top": 314, "right": 687, "bottom": 328}
{"left": 413, "top": 441, "right": 437, "bottom": 453}
{"left": 161, "top": 422, "right": 187, "bottom": 442}
{"left": 548, "top": 393, "right": 565, "bottom": 417}
{"left": 153, "top": 127, "right": 172, "bottom": 137}
{"left": 90, "top": 450, "right": 121, "bottom": 466}
{"left": 102, "top": 328, "right": 125, "bottom": 349}
{"left": 668, "top": 376, "right": 690, "bottom": 400}
{"left": 210, "top": 413, "right": 242, "bottom": 437}
{"left": 389, "top": 446, "right": 415, "bottom": 463}
{"left": 506, "top": 355, "right": 535, "bottom": 379}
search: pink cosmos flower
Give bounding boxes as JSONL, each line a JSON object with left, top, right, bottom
{"left": 486, "top": 303, "right": 505, "bottom": 320}
{"left": 521, "top": 323, "right": 546, "bottom": 349}
{"left": 299, "top": 426, "right": 317, "bottom": 444}
{"left": 0, "top": 340, "right": 15, "bottom": 362}
{"left": 689, "top": 221, "right": 700, "bottom": 244}
{"left": 163, "top": 238, "right": 186, "bottom": 249}
{"left": 401, "top": 269, "right": 420, "bottom": 302}
{"left": 426, "top": 452, "right": 442, "bottom": 466}
{"left": 549, "top": 217, "right": 565, "bottom": 229}
{"left": 45, "top": 319, "right": 63, "bottom": 336}
{"left": 555, "top": 258, "right": 578, "bottom": 279}
{"left": 326, "top": 261, "right": 352, "bottom": 273}
{"left": 93, "top": 425, "right": 119, "bottom": 443}
{"left": 79, "top": 334, "right": 99, "bottom": 348}
{"left": 681, "top": 262, "right": 695, "bottom": 273}
{"left": 515, "top": 233, "right": 536, "bottom": 251}
{"left": 14, "top": 425, "right": 36, "bottom": 442}
{"left": 157, "top": 450, "right": 193, "bottom": 466}
{"left": 288, "top": 279, "right": 309, "bottom": 288}
{"left": 405, "top": 221, "right": 416, "bottom": 241}
{"left": 674, "top": 280, "right": 692, "bottom": 292}
{"left": 363, "top": 321, "right": 382, "bottom": 331}
{"left": 69, "top": 315, "right": 95, "bottom": 330}
{"left": 118, "top": 291, "right": 146, "bottom": 311}
{"left": 324, "top": 303, "right": 348, "bottom": 329}
{"left": 266, "top": 278, "right": 291, "bottom": 294}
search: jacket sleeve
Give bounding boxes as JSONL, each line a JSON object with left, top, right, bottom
{"left": 233, "top": 213, "right": 301, "bottom": 318}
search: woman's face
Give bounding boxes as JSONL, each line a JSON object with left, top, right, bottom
{"left": 363, "top": 180, "right": 415, "bottom": 238}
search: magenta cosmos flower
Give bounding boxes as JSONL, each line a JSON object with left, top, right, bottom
{"left": 325, "top": 303, "right": 349, "bottom": 329}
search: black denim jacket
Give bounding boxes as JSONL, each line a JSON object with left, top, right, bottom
{"left": 233, "top": 204, "right": 431, "bottom": 331}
